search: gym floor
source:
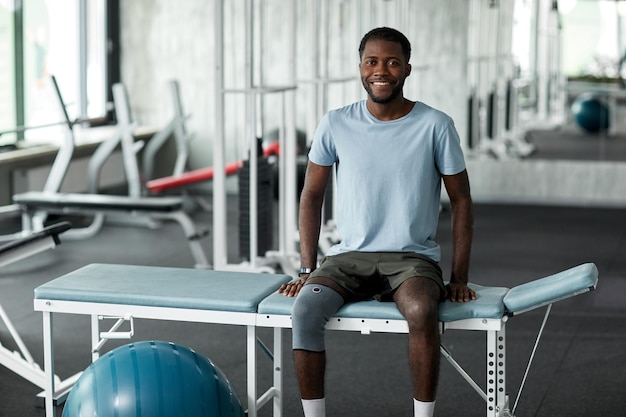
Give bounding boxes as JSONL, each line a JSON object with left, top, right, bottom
{"left": 526, "top": 123, "right": 626, "bottom": 161}
{"left": 1, "top": 196, "right": 624, "bottom": 417}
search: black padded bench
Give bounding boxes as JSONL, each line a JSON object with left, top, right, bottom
{"left": 13, "top": 191, "right": 210, "bottom": 268}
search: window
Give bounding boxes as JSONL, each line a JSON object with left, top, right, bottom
{"left": 0, "top": 0, "right": 117, "bottom": 148}
{"left": 561, "top": 0, "right": 625, "bottom": 80}
{"left": 0, "top": 1, "right": 16, "bottom": 147}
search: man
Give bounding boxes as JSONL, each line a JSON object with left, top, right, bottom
{"left": 278, "top": 27, "right": 475, "bottom": 417}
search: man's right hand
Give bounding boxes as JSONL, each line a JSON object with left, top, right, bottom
{"left": 278, "top": 276, "right": 308, "bottom": 297}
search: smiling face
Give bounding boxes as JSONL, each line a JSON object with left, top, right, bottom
{"left": 359, "top": 39, "right": 412, "bottom": 105}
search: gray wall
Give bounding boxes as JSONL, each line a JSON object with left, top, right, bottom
{"left": 119, "top": 0, "right": 473, "bottom": 181}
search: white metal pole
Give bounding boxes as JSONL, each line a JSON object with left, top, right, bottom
{"left": 246, "top": 0, "right": 259, "bottom": 267}
{"left": 78, "top": 0, "right": 88, "bottom": 121}
{"left": 213, "top": 0, "right": 227, "bottom": 269}
{"left": 42, "top": 312, "right": 55, "bottom": 416}
{"left": 284, "top": 0, "right": 298, "bottom": 262}
{"left": 536, "top": 0, "right": 549, "bottom": 121}
{"left": 246, "top": 325, "right": 258, "bottom": 417}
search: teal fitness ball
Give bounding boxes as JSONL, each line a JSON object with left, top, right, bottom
{"left": 62, "top": 340, "right": 245, "bottom": 417}
{"left": 571, "top": 93, "right": 610, "bottom": 133}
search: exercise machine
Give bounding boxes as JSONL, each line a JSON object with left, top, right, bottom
{"left": 0, "top": 76, "right": 78, "bottom": 242}
{"left": 12, "top": 192, "right": 210, "bottom": 269}
{"left": 142, "top": 80, "right": 193, "bottom": 183}
{"left": 465, "top": 0, "right": 536, "bottom": 160}
{"left": 0, "top": 222, "right": 73, "bottom": 391}
{"left": 212, "top": 0, "right": 298, "bottom": 274}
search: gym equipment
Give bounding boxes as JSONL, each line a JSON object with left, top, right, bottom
{"left": 571, "top": 93, "right": 610, "bottom": 133}
{"left": 0, "top": 221, "right": 71, "bottom": 267}
{"left": 2, "top": 79, "right": 210, "bottom": 268}
{"left": 145, "top": 142, "right": 279, "bottom": 193}
{"left": 565, "top": 82, "right": 626, "bottom": 136}
{"left": 146, "top": 160, "right": 243, "bottom": 192}
{"left": 99, "top": 78, "right": 239, "bottom": 213}
{"left": 465, "top": 0, "right": 538, "bottom": 160}
{"left": 0, "top": 222, "right": 72, "bottom": 390}
{"left": 5, "top": 79, "right": 210, "bottom": 268}
{"left": 89, "top": 80, "right": 198, "bottom": 198}
{"left": 87, "top": 82, "right": 144, "bottom": 198}
{"left": 12, "top": 191, "right": 210, "bottom": 268}
{"left": 62, "top": 340, "right": 245, "bottom": 417}
{"left": 0, "top": 120, "right": 73, "bottom": 138}
{"left": 0, "top": 75, "right": 76, "bottom": 242}
{"left": 213, "top": 0, "right": 298, "bottom": 274}
{"left": 142, "top": 80, "right": 194, "bottom": 183}
{"left": 238, "top": 157, "right": 274, "bottom": 260}
{"left": 35, "top": 262, "right": 597, "bottom": 417}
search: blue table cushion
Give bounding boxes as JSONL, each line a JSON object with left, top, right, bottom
{"left": 258, "top": 292, "right": 300, "bottom": 316}
{"left": 34, "top": 263, "right": 291, "bottom": 313}
{"left": 36, "top": 263, "right": 598, "bottom": 319}
{"left": 439, "top": 283, "right": 509, "bottom": 321}
{"left": 503, "top": 263, "right": 598, "bottom": 315}
{"left": 258, "top": 283, "right": 510, "bottom": 322}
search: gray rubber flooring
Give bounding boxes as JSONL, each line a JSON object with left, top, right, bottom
{"left": 1, "top": 199, "right": 625, "bottom": 417}
{"left": 526, "top": 124, "right": 626, "bottom": 161}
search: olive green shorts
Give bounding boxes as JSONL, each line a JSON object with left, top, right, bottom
{"left": 308, "top": 251, "right": 444, "bottom": 301}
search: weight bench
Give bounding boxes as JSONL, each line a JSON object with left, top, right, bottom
{"left": 33, "top": 262, "right": 598, "bottom": 417}
{"left": 1, "top": 221, "right": 71, "bottom": 390}
{"left": 13, "top": 191, "right": 210, "bottom": 268}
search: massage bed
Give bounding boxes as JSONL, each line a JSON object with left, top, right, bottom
{"left": 33, "top": 262, "right": 598, "bottom": 417}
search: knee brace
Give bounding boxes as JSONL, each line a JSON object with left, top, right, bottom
{"left": 291, "top": 284, "right": 344, "bottom": 352}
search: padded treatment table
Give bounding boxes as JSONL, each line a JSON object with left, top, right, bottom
{"left": 13, "top": 191, "right": 210, "bottom": 268}
{"left": 258, "top": 263, "right": 598, "bottom": 417}
{"left": 34, "top": 262, "right": 598, "bottom": 417}
{"left": 34, "top": 264, "right": 291, "bottom": 417}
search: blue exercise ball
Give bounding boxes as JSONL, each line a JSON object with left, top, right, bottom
{"left": 62, "top": 340, "right": 245, "bottom": 417}
{"left": 571, "top": 93, "right": 610, "bottom": 133}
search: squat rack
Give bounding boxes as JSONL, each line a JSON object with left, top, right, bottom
{"left": 213, "top": 0, "right": 298, "bottom": 273}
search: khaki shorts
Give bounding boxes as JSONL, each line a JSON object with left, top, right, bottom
{"left": 308, "top": 251, "right": 444, "bottom": 301}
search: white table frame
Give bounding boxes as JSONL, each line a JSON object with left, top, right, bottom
{"left": 256, "top": 313, "right": 511, "bottom": 417}
{"left": 34, "top": 297, "right": 512, "bottom": 417}
{"left": 33, "top": 299, "right": 263, "bottom": 417}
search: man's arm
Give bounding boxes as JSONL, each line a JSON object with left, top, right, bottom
{"left": 278, "top": 161, "right": 332, "bottom": 296}
{"left": 442, "top": 169, "right": 475, "bottom": 303}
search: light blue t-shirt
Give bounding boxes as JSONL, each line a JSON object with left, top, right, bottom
{"left": 308, "top": 100, "right": 466, "bottom": 262}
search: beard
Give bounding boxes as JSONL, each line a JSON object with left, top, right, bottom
{"left": 362, "top": 79, "right": 405, "bottom": 104}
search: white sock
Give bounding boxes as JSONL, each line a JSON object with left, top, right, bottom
{"left": 414, "top": 398, "right": 435, "bottom": 417}
{"left": 301, "top": 398, "right": 326, "bottom": 417}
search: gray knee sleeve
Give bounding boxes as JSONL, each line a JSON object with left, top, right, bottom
{"left": 291, "top": 284, "right": 344, "bottom": 352}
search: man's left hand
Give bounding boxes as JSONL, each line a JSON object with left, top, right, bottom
{"left": 445, "top": 281, "right": 476, "bottom": 303}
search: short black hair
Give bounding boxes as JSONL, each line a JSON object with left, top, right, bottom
{"left": 358, "top": 27, "right": 411, "bottom": 63}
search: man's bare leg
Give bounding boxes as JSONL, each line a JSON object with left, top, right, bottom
{"left": 393, "top": 277, "right": 441, "bottom": 402}
{"left": 294, "top": 349, "right": 326, "bottom": 399}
